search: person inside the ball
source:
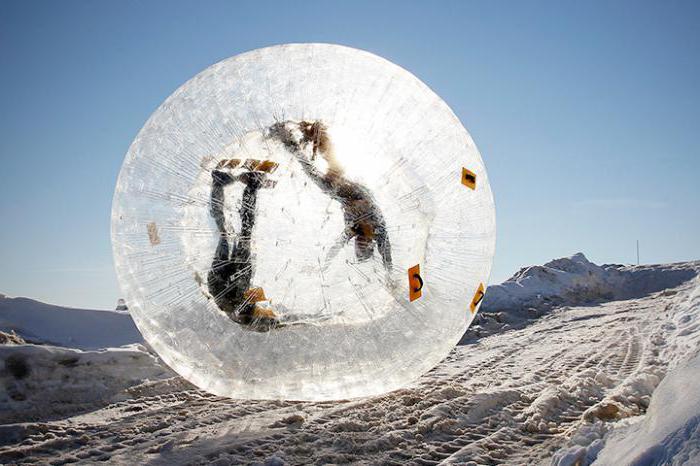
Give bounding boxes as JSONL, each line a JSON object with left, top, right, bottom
{"left": 206, "top": 159, "right": 281, "bottom": 331}
{"left": 269, "top": 120, "right": 393, "bottom": 272}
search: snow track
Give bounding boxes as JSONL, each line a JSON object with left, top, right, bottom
{"left": 1, "top": 277, "right": 699, "bottom": 465}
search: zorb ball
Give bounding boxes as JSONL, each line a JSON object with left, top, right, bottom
{"left": 111, "top": 44, "right": 496, "bottom": 400}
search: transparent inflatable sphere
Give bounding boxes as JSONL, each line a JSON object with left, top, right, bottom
{"left": 112, "top": 44, "right": 495, "bottom": 400}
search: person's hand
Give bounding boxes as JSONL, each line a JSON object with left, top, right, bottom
{"left": 268, "top": 121, "right": 298, "bottom": 149}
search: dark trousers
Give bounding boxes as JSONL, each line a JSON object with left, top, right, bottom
{"left": 207, "top": 171, "right": 260, "bottom": 317}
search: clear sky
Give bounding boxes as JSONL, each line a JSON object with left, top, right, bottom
{"left": 1, "top": 0, "right": 698, "bottom": 309}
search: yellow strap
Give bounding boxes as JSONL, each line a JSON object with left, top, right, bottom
{"left": 408, "top": 264, "right": 423, "bottom": 302}
{"left": 470, "top": 283, "right": 485, "bottom": 313}
{"left": 461, "top": 167, "right": 477, "bottom": 190}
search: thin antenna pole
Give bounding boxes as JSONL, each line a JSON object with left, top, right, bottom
{"left": 636, "top": 240, "right": 640, "bottom": 265}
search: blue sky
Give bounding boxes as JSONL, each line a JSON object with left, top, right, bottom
{"left": 1, "top": 0, "right": 698, "bottom": 309}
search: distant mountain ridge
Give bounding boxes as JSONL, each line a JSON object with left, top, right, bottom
{"left": 0, "top": 295, "right": 142, "bottom": 350}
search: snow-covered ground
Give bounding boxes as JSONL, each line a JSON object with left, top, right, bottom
{"left": 1, "top": 254, "right": 699, "bottom": 465}
{"left": 463, "top": 253, "right": 698, "bottom": 341}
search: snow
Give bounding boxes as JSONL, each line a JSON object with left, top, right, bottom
{"left": 553, "top": 273, "right": 700, "bottom": 466}
{"left": 482, "top": 253, "right": 698, "bottom": 315}
{"left": 463, "top": 253, "right": 699, "bottom": 341}
{"left": 0, "top": 295, "right": 142, "bottom": 349}
{"left": 0, "top": 343, "right": 174, "bottom": 424}
{"left": 594, "top": 354, "right": 700, "bottom": 465}
{"left": 1, "top": 254, "right": 699, "bottom": 464}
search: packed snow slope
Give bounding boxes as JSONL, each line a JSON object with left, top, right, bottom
{"left": 463, "top": 252, "right": 698, "bottom": 341}
{"left": 1, "top": 254, "right": 699, "bottom": 465}
{"left": 0, "top": 295, "right": 142, "bottom": 349}
{"left": 0, "top": 343, "right": 174, "bottom": 424}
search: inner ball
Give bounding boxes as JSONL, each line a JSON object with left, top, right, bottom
{"left": 183, "top": 122, "right": 431, "bottom": 329}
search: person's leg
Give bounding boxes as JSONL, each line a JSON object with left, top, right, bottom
{"left": 208, "top": 167, "right": 279, "bottom": 329}
{"left": 226, "top": 174, "right": 262, "bottom": 320}
{"left": 207, "top": 170, "right": 245, "bottom": 314}
{"left": 239, "top": 173, "right": 260, "bottom": 240}
{"left": 322, "top": 231, "right": 350, "bottom": 271}
{"left": 210, "top": 170, "right": 233, "bottom": 232}
{"left": 375, "top": 221, "right": 392, "bottom": 271}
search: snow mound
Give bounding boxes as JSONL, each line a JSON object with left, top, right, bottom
{"left": 551, "top": 276, "right": 700, "bottom": 465}
{"left": 463, "top": 254, "right": 699, "bottom": 341}
{"left": 553, "top": 353, "right": 700, "bottom": 466}
{"left": 0, "top": 295, "right": 142, "bottom": 350}
{"left": 0, "top": 343, "right": 174, "bottom": 424}
{"left": 593, "top": 354, "right": 700, "bottom": 465}
{"left": 486, "top": 253, "right": 698, "bottom": 312}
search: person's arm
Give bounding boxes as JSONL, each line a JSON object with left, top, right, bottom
{"left": 270, "top": 122, "right": 335, "bottom": 192}
{"left": 269, "top": 122, "right": 301, "bottom": 153}
{"left": 292, "top": 152, "right": 335, "bottom": 192}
